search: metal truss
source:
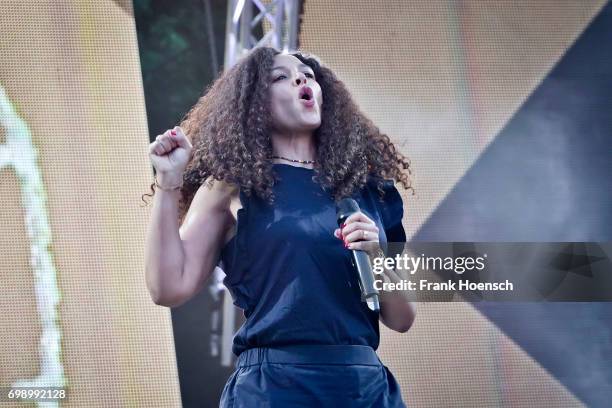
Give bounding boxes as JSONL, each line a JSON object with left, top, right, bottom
{"left": 207, "top": 0, "right": 301, "bottom": 366}
{"left": 224, "top": 0, "right": 301, "bottom": 68}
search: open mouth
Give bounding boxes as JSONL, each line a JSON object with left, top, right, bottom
{"left": 299, "top": 86, "right": 313, "bottom": 101}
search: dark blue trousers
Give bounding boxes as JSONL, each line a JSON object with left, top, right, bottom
{"left": 219, "top": 345, "right": 406, "bottom": 407}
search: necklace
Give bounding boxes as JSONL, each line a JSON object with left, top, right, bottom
{"left": 271, "top": 155, "right": 316, "bottom": 164}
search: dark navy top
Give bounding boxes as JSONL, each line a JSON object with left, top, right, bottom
{"left": 219, "top": 163, "right": 406, "bottom": 357}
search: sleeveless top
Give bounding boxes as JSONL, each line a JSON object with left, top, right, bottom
{"left": 219, "top": 163, "right": 407, "bottom": 357}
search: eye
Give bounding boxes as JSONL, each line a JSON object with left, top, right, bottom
{"left": 305, "top": 73, "right": 315, "bottom": 79}
{"left": 273, "top": 74, "right": 287, "bottom": 82}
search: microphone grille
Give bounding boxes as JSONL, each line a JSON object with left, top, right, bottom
{"left": 336, "top": 198, "right": 360, "bottom": 219}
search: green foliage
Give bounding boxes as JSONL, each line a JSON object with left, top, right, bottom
{"left": 133, "top": 0, "right": 226, "bottom": 139}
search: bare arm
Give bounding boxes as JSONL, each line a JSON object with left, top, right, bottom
{"left": 144, "top": 126, "right": 236, "bottom": 307}
{"left": 145, "top": 177, "right": 236, "bottom": 307}
{"left": 378, "top": 266, "right": 417, "bottom": 333}
{"left": 144, "top": 184, "right": 184, "bottom": 305}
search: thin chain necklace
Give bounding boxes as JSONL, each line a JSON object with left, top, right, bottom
{"left": 271, "top": 155, "right": 316, "bottom": 165}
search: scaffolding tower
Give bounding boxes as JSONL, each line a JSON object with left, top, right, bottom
{"left": 224, "top": 0, "right": 302, "bottom": 68}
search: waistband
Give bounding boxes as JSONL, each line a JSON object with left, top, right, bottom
{"left": 235, "top": 344, "right": 381, "bottom": 368}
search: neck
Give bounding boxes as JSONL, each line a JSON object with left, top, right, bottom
{"left": 270, "top": 128, "right": 316, "bottom": 163}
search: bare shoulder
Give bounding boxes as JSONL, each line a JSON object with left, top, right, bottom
{"left": 187, "top": 177, "right": 237, "bottom": 213}
{"left": 174, "top": 177, "right": 239, "bottom": 304}
{"left": 179, "top": 177, "right": 238, "bottom": 239}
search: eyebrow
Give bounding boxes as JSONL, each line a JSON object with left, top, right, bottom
{"left": 270, "top": 63, "right": 313, "bottom": 72}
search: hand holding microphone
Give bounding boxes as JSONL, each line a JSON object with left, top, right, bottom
{"left": 335, "top": 198, "right": 382, "bottom": 312}
{"left": 333, "top": 213, "right": 380, "bottom": 256}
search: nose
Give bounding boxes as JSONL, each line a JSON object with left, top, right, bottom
{"left": 294, "top": 72, "right": 307, "bottom": 86}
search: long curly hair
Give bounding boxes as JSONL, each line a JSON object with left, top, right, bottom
{"left": 142, "top": 46, "right": 414, "bottom": 226}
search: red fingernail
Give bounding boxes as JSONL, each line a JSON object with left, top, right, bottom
{"left": 171, "top": 130, "right": 176, "bottom": 135}
{"left": 341, "top": 223, "right": 345, "bottom": 228}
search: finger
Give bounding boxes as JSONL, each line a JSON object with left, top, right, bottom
{"left": 346, "top": 240, "right": 379, "bottom": 252}
{"left": 334, "top": 228, "right": 342, "bottom": 239}
{"left": 156, "top": 136, "right": 171, "bottom": 152}
{"left": 157, "top": 131, "right": 179, "bottom": 152}
{"left": 342, "top": 222, "right": 378, "bottom": 239}
{"left": 151, "top": 138, "right": 165, "bottom": 155}
{"left": 155, "top": 142, "right": 166, "bottom": 156}
{"left": 164, "top": 130, "right": 179, "bottom": 149}
{"left": 344, "top": 231, "right": 379, "bottom": 245}
{"left": 148, "top": 141, "right": 158, "bottom": 155}
{"left": 172, "top": 126, "right": 193, "bottom": 149}
{"left": 343, "top": 211, "right": 374, "bottom": 226}
{"left": 343, "top": 224, "right": 377, "bottom": 240}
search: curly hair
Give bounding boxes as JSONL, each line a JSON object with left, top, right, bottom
{"left": 142, "top": 46, "right": 414, "bottom": 226}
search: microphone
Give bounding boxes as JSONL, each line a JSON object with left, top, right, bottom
{"left": 336, "top": 198, "right": 380, "bottom": 312}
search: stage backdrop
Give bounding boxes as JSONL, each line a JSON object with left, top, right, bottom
{"left": 0, "top": 1, "right": 181, "bottom": 406}
{"left": 1, "top": 1, "right": 611, "bottom": 407}
{"left": 299, "top": 1, "right": 611, "bottom": 407}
